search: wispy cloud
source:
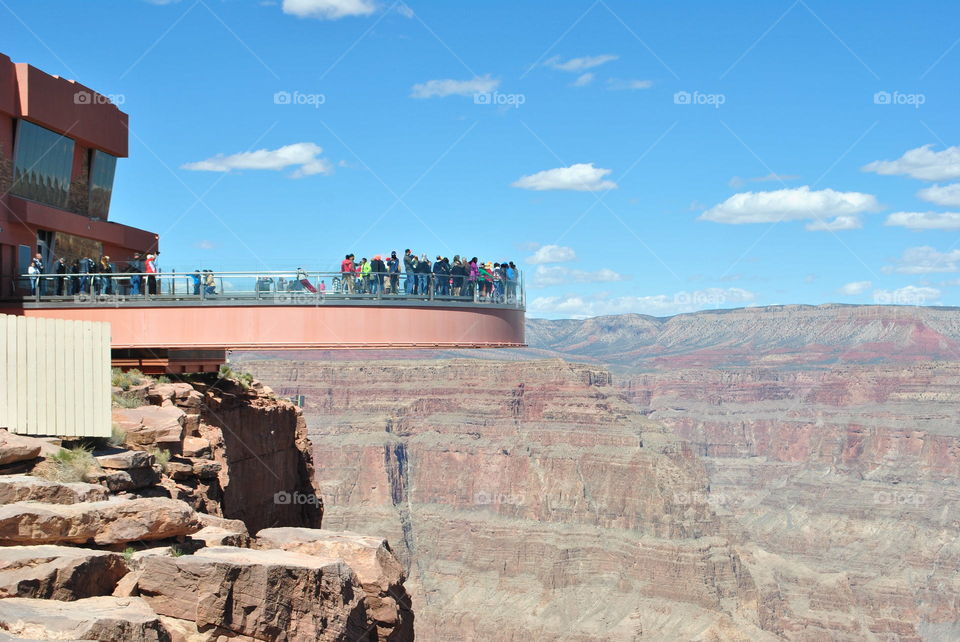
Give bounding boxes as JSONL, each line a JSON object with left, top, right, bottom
{"left": 838, "top": 280, "right": 871, "bottom": 295}
{"left": 531, "top": 266, "right": 628, "bottom": 288}
{"left": 700, "top": 186, "right": 880, "bottom": 230}
{"left": 410, "top": 74, "right": 498, "bottom": 98}
{"left": 863, "top": 144, "right": 960, "bottom": 181}
{"left": 181, "top": 142, "right": 333, "bottom": 178}
{"left": 606, "top": 79, "right": 653, "bottom": 91}
{"left": 525, "top": 245, "right": 577, "bottom": 265}
{"left": 282, "top": 0, "right": 378, "bottom": 19}
{"left": 544, "top": 54, "right": 618, "bottom": 72}
{"left": 884, "top": 246, "right": 960, "bottom": 274}
{"left": 885, "top": 211, "right": 960, "bottom": 230}
{"left": 513, "top": 163, "right": 617, "bottom": 192}
{"left": 571, "top": 73, "right": 594, "bottom": 87}
{"left": 917, "top": 183, "right": 960, "bottom": 206}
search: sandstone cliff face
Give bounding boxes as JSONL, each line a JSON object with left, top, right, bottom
{"left": 240, "top": 358, "right": 774, "bottom": 640}
{"left": 621, "top": 362, "right": 960, "bottom": 640}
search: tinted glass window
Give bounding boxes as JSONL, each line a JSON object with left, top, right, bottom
{"left": 10, "top": 120, "right": 75, "bottom": 209}
{"left": 88, "top": 149, "right": 117, "bottom": 219}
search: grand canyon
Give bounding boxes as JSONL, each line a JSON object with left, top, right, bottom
{"left": 234, "top": 304, "right": 960, "bottom": 641}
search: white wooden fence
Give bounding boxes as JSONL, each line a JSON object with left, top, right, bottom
{"left": 0, "top": 314, "right": 111, "bottom": 437}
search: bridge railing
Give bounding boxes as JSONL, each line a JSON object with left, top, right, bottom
{"left": 6, "top": 269, "right": 525, "bottom": 309}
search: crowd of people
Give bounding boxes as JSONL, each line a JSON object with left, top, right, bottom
{"left": 24, "top": 248, "right": 522, "bottom": 304}
{"left": 340, "top": 249, "right": 519, "bottom": 300}
{"left": 27, "top": 252, "right": 160, "bottom": 296}
{"left": 339, "top": 250, "right": 519, "bottom": 300}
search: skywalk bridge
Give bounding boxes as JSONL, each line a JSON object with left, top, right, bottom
{"left": 3, "top": 270, "right": 526, "bottom": 373}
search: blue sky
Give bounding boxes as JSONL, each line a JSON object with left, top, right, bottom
{"left": 5, "top": 0, "right": 960, "bottom": 318}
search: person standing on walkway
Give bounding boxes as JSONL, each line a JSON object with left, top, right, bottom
{"left": 340, "top": 254, "right": 355, "bottom": 293}
{"left": 415, "top": 254, "right": 431, "bottom": 296}
{"left": 128, "top": 252, "right": 144, "bottom": 295}
{"left": 403, "top": 249, "right": 415, "bottom": 294}
{"left": 144, "top": 253, "right": 158, "bottom": 295}
{"left": 387, "top": 251, "right": 400, "bottom": 294}
{"left": 54, "top": 257, "right": 67, "bottom": 295}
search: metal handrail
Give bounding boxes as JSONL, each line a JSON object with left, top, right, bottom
{"left": 7, "top": 268, "right": 525, "bottom": 309}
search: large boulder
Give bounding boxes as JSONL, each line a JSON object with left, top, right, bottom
{"left": 0, "top": 545, "right": 128, "bottom": 599}
{"left": 138, "top": 546, "right": 367, "bottom": 641}
{"left": 0, "top": 431, "right": 49, "bottom": 468}
{"left": 255, "top": 528, "right": 413, "bottom": 641}
{"left": 96, "top": 449, "right": 155, "bottom": 470}
{"left": 0, "top": 596, "right": 167, "bottom": 641}
{"left": 0, "top": 498, "right": 201, "bottom": 546}
{"left": 112, "top": 406, "right": 185, "bottom": 450}
{"left": 0, "top": 476, "right": 108, "bottom": 505}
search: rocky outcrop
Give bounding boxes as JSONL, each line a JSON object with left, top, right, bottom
{"left": 0, "top": 377, "right": 414, "bottom": 641}
{"left": 138, "top": 546, "right": 367, "bottom": 640}
{"left": 0, "top": 596, "right": 167, "bottom": 641}
{"left": 0, "top": 475, "right": 108, "bottom": 504}
{"left": 0, "top": 497, "right": 202, "bottom": 546}
{"left": 0, "top": 545, "right": 128, "bottom": 600}
{"left": 256, "top": 527, "right": 413, "bottom": 641}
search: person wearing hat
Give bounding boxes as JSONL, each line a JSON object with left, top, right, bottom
{"left": 403, "top": 249, "right": 415, "bottom": 294}
{"left": 387, "top": 251, "right": 400, "bottom": 295}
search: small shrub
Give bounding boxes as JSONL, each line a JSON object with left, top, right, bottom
{"left": 108, "top": 423, "right": 127, "bottom": 448}
{"left": 123, "top": 547, "right": 136, "bottom": 562}
{"left": 111, "top": 367, "right": 144, "bottom": 391}
{"left": 219, "top": 364, "right": 254, "bottom": 390}
{"left": 148, "top": 447, "right": 171, "bottom": 472}
{"left": 169, "top": 545, "right": 185, "bottom": 557}
{"left": 112, "top": 392, "right": 144, "bottom": 409}
{"left": 33, "top": 446, "right": 100, "bottom": 483}
{"left": 156, "top": 375, "right": 171, "bottom": 384}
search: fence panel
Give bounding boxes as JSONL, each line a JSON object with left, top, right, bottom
{"left": 0, "top": 313, "right": 111, "bottom": 437}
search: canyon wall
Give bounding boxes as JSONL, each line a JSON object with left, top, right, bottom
{"left": 240, "top": 358, "right": 780, "bottom": 640}
{"left": 235, "top": 304, "right": 960, "bottom": 640}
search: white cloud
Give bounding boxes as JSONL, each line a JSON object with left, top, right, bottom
{"left": 872, "top": 285, "right": 941, "bottom": 306}
{"left": 606, "top": 78, "right": 653, "bottom": 90}
{"left": 544, "top": 54, "right": 618, "bottom": 72}
{"left": 884, "top": 246, "right": 960, "bottom": 274}
{"left": 838, "top": 280, "right": 871, "bottom": 295}
{"left": 181, "top": 142, "right": 332, "bottom": 178}
{"left": 410, "top": 74, "right": 498, "bottom": 98}
{"left": 282, "top": 0, "right": 377, "bottom": 19}
{"left": 572, "top": 73, "right": 594, "bottom": 87}
{"left": 195, "top": 240, "right": 215, "bottom": 251}
{"left": 512, "top": 163, "right": 617, "bottom": 192}
{"left": 917, "top": 183, "right": 960, "bottom": 206}
{"left": 700, "top": 186, "right": 879, "bottom": 230}
{"left": 529, "top": 288, "right": 756, "bottom": 319}
{"left": 526, "top": 245, "right": 577, "bottom": 265}
{"left": 395, "top": 2, "right": 413, "bottom": 18}
{"left": 884, "top": 211, "right": 960, "bottom": 230}
{"left": 862, "top": 144, "right": 960, "bottom": 181}
{"left": 531, "top": 265, "right": 627, "bottom": 288}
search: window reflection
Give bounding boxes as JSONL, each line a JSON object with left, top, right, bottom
{"left": 88, "top": 150, "right": 117, "bottom": 219}
{"left": 10, "top": 120, "right": 75, "bottom": 210}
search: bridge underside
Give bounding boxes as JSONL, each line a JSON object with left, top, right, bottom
{"left": 13, "top": 303, "right": 526, "bottom": 368}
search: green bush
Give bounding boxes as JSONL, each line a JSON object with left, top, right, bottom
{"left": 123, "top": 547, "right": 136, "bottom": 562}
{"left": 108, "top": 423, "right": 127, "bottom": 447}
{"left": 148, "top": 447, "right": 171, "bottom": 472}
{"left": 112, "top": 392, "right": 144, "bottom": 409}
{"left": 156, "top": 375, "right": 171, "bottom": 384}
{"left": 219, "top": 364, "right": 254, "bottom": 390}
{"left": 111, "top": 367, "right": 144, "bottom": 391}
{"left": 32, "top": 446, "right": 100, "bottom": 483}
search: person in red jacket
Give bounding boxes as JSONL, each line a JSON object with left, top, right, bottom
{"left": 340, "top": 254, "right": 355, "bottom": 293}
